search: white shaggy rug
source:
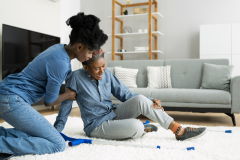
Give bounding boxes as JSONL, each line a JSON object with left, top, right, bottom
{"left": 1, "top": 114, "right": 240, "bottom": 160}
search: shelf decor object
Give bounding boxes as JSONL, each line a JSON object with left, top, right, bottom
{"left": 134, "top": 7, "right": 149, "bottom": 14}
{"left": 123, "top": 26, "right": 132, "bottom": 33}
{"left": 109, "top": 0, "right": 163, "bottom": 60}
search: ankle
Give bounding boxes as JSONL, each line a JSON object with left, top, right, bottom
{"left": 168, "top": 121, "right": 176, "bottom": 130}
{"left": 175, "top": 127, "right": 186, "bottom": 136}
{"left": 170, "top": 122, "right": 186, "bottom": 136}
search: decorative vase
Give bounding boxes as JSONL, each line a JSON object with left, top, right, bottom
{"left": 123, "top": 10, "right": 128, "bottom": 15}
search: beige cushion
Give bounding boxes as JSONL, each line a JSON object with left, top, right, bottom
{"left": 115, "top": 67, "right": 138, "bottom": 88}
{"left": 147, "top": 66, "right": 172, "bottom": 89}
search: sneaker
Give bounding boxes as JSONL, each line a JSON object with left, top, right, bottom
{"left": 144, "top": 124, "right": 158, "bottom": 132}
{"left": 176, "top": 127, "right": 207, "bottom": 141}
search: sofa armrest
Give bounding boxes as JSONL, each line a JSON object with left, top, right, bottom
{"left": 230, "top": 76, "right": 240, "bottom": 113}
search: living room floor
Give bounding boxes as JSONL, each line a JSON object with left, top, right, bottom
{"left": 1, "top": 107, "right": 239, "bottom": 127}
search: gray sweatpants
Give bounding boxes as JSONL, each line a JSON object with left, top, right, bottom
{"left": 90, "top": 95, "right": 174, "bottom": 140}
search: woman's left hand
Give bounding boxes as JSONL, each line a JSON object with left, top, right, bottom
{"left": 151, "top": 99, "right": 164, "bottom": 111}
{"left": 66, "top": 87, "right": 77, "bottom": 101}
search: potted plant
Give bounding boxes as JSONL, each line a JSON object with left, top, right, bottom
{"left": 123, "top": 0, "right": 132, "bottom": 15}
{"left": 123, "top": 9, "right": 128, "bottom": 15}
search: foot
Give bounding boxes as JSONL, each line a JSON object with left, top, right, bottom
{"left": 144, "top": 124, "right": 158, "bottom": 132}
{"left": 176, "top": 127, "right": 207, "bottom": 141}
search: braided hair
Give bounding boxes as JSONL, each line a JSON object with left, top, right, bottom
{"left": 66, "top": 12, "right": 108, "bottom": 51}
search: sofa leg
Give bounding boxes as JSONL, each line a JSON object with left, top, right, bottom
{"left": 225, "top": 113, "right": 236, "bottom": 126}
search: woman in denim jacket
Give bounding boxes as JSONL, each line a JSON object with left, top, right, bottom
{"left": 0, "top": 12, "right": 108, "bottom": 159}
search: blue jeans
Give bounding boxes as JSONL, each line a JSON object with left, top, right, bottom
{"left": 0, "top": 94, "right": 65, "bottom": 159}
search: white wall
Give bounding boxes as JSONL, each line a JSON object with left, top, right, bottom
{"left": 61, "top": 0, "right": 82, "bottom": 72}
{"left": 61, "top": 0, "right": 81, "bottom": 108}
{"left": 80, "top": 0, "right": 240, "bottom": 64}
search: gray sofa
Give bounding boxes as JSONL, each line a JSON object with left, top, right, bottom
{"left": 107, "top": 59, "right": 240, "bottom": 126}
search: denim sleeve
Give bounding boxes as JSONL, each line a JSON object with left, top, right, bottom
{"left": 45, "top": 59, "right": 69, "bottom": 103}
{"left": 65, "top": 72, "right": 78, "bottom": 92}
{"left": 110, "top": 72, "right": 139, "bottom": 102}
{"left": 54, "top": 99, "right": 73, "bottom": 132}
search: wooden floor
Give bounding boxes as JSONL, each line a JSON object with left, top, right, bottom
{"left": 0, "top": 107, "right": 239, "bottom": 127}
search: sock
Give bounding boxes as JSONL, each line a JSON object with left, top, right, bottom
{"left": 171, "top": 123, "right": 185, "bottom": 136}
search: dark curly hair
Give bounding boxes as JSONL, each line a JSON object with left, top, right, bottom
{"left": 82, "top": 48, "right": 104, "bottom": 66}
{"left": 66, "top": 12, "right": 108, "bottom": 51}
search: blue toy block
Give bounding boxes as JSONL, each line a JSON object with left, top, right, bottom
{"left": 186, "top": 147, "right": 195, "bottom": 151}
{"left": 143, "top": 120, "right": 150, "bottom": 125}
{"left": 225, "top": 130, "right": 232, "bottom": 133}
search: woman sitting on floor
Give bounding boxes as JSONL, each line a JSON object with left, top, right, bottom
{"left": 54, "top": 49, "right": 207, "bottom": 141}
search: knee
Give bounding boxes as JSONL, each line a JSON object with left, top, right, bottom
{"left": 130, "top": 119, "right": 144, "bottom": 139}
{"left": 134, "top": 95, "right": 151, "bottom": 104}
{"left": 53, "top": 136, "right": 66, "bottom": 152}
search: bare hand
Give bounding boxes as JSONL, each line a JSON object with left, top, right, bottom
{"left": 151, "top": 99, "right": 164, "bottom": 111}
{"left": 66, "top": 87, "right": 77, "bottom": 101}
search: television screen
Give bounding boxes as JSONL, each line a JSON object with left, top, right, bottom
{"left": 2, "top": 24, "right": 60, "bottom": 80}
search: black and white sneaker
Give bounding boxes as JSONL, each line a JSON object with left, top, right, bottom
{"left": 176, "top": 127, "right": 207, "bottom": 141}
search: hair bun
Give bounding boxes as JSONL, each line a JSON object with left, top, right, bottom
{"left": 66, "top": 12, "right": 85, "bottom": 29}
{"left": 66, "top": 12, "right": 101, "bottom": 32}
{"left": 92, "top": 48, "right": 104, "bottom": 57}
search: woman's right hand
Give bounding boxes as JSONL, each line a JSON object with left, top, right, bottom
{"left": 66, "top": 87, "right": 77, "bottom": 101}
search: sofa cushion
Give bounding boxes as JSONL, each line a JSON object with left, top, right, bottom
{"left": 164, "top": 59, "right": 229, "bottom": 89}
{"left": 107, "top": 60, "right": 164, "bottom": 87}
{"left": 147, "top": 66, "right": 172, "bottom": 88}
{"left": 107, "top": 66, "right": 121, "bottom": 75}
{"left": 115, "top": 67, "right": 138, "bottom": 88}
{"left": 150, "top": 89, "right": 231, "bottom": 104}
{"left": 200, "top": 63, "right": 233, "bottom": 91}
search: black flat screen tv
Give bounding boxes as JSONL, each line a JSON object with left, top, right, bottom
{"left": 2, "top": 24, "right": 60, "bottom": 80}
{"left": 2, "top": 24, "right": 61, "bottom": 106}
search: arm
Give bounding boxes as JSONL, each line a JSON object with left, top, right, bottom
{"left": 110, "top": 71, "right": 153, "bottom": 102}
{"left": 44, "top": 59, "right": 76, "bottom": 106}
{"left": 44, "top": 88, "right": 76, "bottom": 106}
{"left": 54, "top": 72, "right": 78, "bottom": 132}
{"left": 230, "top": 76, "right": 240, "bottom": 113}
{"left": 54, "top": 100, "right": 73, "bottom": 132}
{"left": 110, "top": 72, "right": 138, "bottom": 102}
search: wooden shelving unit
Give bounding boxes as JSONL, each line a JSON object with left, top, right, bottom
{"left": 110, "top": 0, "right": 163, "bottom": 61}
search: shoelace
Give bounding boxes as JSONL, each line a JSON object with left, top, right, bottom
{"left": 188, "top": 127, "right": 199, "bottom": 132}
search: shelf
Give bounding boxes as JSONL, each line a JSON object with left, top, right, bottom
{"left": 107, "top": 50, "right": 163, "bottom": 54}
{"left": 108, "top": 31, "right": 163, "bottom": 37}
{"left": 108, "top": 12, "right": 163, "bottom": 20}
{"left": 110, "top": 0, "right": 162, "bottom": 60}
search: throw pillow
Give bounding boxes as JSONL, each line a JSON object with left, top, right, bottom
{"left": 115, "top": 67, "right": 138, "bottom": 88}
{"left": 200, "top": 63, "right": 233, "bottom": 91}
{"left": 107, "top": 66, "right": 121, "bottom": 75}
{"left": 147, "top": 66, "right": 172, "bottom": 89}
